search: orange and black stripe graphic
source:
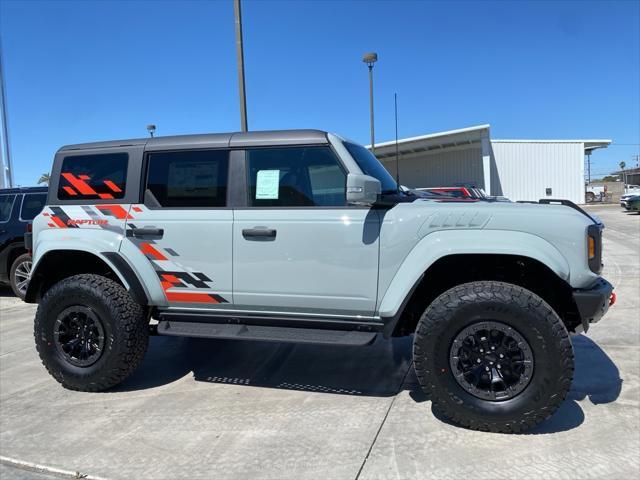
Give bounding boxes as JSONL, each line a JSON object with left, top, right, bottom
{"left": 41, "top": 203, "right": 228, "bottom": 304}
{"left": 60, "top": 173, "right": 124, "bottom": 200}
{"left": 159, "top": 272, "right": 227, "bottom": 304}
{"left": 44, "top": 207, "right": 80, "bottom": 228}
{"left": 125, "top": 221, "right": 229, "bottom": 304}
{"left": 43, "top": 205, "right": 126, "bottom": 232}
{"left": 95, "top": 204, "right": 133, "bottom": 220}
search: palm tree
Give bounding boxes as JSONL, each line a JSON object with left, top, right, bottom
{"left": 38, "top": 173, "right": 50, "bottom": 185}
{"left": 619, "top": 161, "right": 626, "bottom": 171}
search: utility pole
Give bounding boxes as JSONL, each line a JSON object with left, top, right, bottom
{"left": 0, "top": 36, "right": 14, "bottom": 188}
{"left": 363, "top": 52, "right": 377, "bottom": 153}
{"left": 234, "top": 0, "right": 248, "bottom": 132}
{"left": 586, "top": 152, "right": 591, "bottom": 184}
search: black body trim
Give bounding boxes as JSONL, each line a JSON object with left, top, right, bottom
{"left": 572, "top": 278, "right": 613, "bottom": 332}
{"left": 101, "top": 252, "right": 149, "bottom": 305}
{"left": 158, "top": 310, "right": 383, "bottom": 333}
{"left": 587, "top": 223, "right": 603, "bottom": 274}
{"left": 227, "top": 149, "right": 247, "bottom": 207}
{"left": 538, "top": 199, "right": 600, "bottom": 224}
{"left": 381, "top": 273, "right": 424, "bottom": 338}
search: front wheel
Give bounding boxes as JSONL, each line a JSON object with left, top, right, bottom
{"left": 413, "top": 281, "right": 574, "bottom": 433}
{"left": 34, "top": 274, "right": 149, "bottom": 391}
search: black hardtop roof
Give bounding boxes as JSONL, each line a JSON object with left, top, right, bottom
{"left": 58, "top": 129, "right": 330, "bottom": 152}
{"left": 0, "top": 186, "right": 48, "bottom": 194}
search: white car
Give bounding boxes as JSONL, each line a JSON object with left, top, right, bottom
{"left": 620, "top": 186, "right": 640, "bottom": 208}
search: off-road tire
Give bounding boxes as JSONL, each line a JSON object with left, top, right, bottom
{"left": 413, "top": 281, "right": 574, "bottom": 433}
{"left": 585, "top": 191, "right": 596, "bottom": 203}
{"left": 9, "top": 253, "right": 31, "bottom": 300}
{"left": 34, "top": 274, "right": 148, "bottom": 391}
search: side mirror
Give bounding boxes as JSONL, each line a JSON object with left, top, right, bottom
{"left": 346, "top": 173, "right": 381, "bottom": 205}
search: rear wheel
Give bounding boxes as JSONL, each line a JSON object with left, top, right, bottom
{"left": 413, "top": 281, "right": 574, "bottom": 433}
{"left": 10, "top": 253, "right": 32, "bottom": 300}
{"left": 34, "top": 274, "right": 148, "bottom": 391}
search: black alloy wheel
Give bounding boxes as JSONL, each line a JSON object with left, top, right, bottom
{"left": 449, "top": 321, "right": 534, "bottom": 401}
{"left": 54, "top": 305, "right": 106, "bottom": 367}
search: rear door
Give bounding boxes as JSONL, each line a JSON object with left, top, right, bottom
{"left": 233, "top": 146, "right": 380, "bottom": 317}
{"left": 118, "top": 148, "right": 233, "bottom": 308}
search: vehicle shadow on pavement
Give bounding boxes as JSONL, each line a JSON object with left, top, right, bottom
{"left": 568, "top": 334, "right": 623, "bottom": 405}
{"left": 117, "top": 334, "right": 413, "bottom": 396}
{"left": 116, "top": 333, "right": 622, "bottom": 434}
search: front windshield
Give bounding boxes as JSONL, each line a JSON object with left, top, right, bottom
{"left": 343, "top": 141, "right": 398, "bottom": 193}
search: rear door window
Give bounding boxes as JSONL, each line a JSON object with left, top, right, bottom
{"left": 58, "top": 153, "right": 128, "bottom": 200}
{"left": 0, "top": 194, "right": 16, "bottom": 221}
{"left": 145, "top": 150, "right": 229, "bottom": 207}
{"left": 20, "top": 193, "right": 47, "bottom": 220}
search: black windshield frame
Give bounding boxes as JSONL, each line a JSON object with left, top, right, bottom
{"left": 342, "top": 141, "right": 398, "bottom": 193}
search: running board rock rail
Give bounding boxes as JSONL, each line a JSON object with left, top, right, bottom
{"left": 156, "top": 320, "right": 378, "bottom": 346}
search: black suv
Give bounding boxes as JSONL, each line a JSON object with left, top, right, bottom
{"left": 0, "top": 186, "right": 48, "bottom": 299}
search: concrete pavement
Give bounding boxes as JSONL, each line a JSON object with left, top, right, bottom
{"left": 1, "top": 206, "right": 638, "bottom": 479}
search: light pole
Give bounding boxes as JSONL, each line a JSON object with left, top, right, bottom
{"left": 0, "top": 36, "right": 14, "bottom": 188}
{"left": 234, "top": 0, "right": 248, "bottom": 132}
{"left": 363, "top": 52, "right": 377, "bottom": 153}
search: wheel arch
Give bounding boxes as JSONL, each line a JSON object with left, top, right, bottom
{"left": 25, "top": 248, "right": 148, "bottom": 305}
{"left": 379, "top": 230, "right": 579, "bottom": 337}
{"left": 3, "top": 242, "right": 28, "bottom": 279}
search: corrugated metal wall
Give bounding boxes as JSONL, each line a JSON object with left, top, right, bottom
{"left": 490, "top": 141, "right": 584, "bottom": 203}
{"left": 381, "top": 146, "right": 483, "bottom": 189}
{"left": 378, "top": 141, "right": 585, "bottom": 203}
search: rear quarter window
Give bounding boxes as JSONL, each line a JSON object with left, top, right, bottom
{"left": 58, "top": 153, "right": 128, "bottom": 200}
{"left": 20, "top": 193, "right": 48, "bottom": 220}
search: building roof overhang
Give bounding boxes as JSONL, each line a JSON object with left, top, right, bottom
{"left": 369, "top": 124, "right": 490, "bottom": 160}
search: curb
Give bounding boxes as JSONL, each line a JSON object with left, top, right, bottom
{"left": 0, "top": 456, "right": 107, "bottom": 480}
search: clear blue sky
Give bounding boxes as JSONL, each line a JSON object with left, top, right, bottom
{"left": 1, "top": 0, "right": 638, "bottom": 186}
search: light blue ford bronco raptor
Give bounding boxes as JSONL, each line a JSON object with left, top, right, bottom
{"left": 25, "top": 129, "right": 614, "bottom": 433}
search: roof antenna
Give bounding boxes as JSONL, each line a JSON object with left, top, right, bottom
{"left": 146, "top": 124, "right": 156, "bottom": 138}
{"left": 394, "top": 93, "right": 400, "bottom": 193}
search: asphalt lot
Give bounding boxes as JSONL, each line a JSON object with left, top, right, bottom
{"left": 1, "top": 205, "right": 638, "bottom": 480}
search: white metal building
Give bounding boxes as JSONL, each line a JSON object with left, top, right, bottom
{"left": 371, "top": 124, "right": 610, "bottom": 204}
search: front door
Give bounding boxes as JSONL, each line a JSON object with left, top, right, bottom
{"left": 119, "top": 148, "right": 233, "bottom": 308}
{"left": 233, "top": 146, "right": 380, "bottom": 317}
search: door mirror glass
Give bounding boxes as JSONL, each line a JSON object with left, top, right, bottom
{"left": 346, "top": 173, "right": 381, "bottom": 205}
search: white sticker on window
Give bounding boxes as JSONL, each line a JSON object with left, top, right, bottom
{"left": 255, "top": 170, "right": 280, "bottom": 199}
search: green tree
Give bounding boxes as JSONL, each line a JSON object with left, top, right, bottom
{"left": 619, "top": 161, "right": 626, "bottom": 171}
{"left": 38, "top": 173, "right": 50, "bottom": 185}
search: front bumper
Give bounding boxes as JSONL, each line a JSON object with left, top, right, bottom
{"left": 572, "top": 278, "right": 614, "bottom": 333}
